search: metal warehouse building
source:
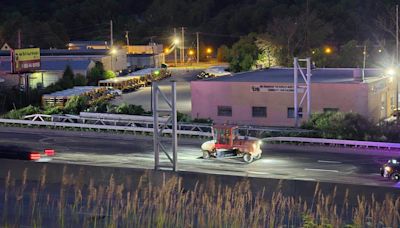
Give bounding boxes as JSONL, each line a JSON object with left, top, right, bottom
{"left": 190, "top": 68, "right": 396, "bottom": 127}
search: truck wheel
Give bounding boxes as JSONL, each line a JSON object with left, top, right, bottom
{"left": 203, "top": 151, "right": 210, "bottom": 159}
{"left": 391, "top": 173, "right": 400, "bottom": 182}
{"left": 243, "top": 154, "right": 253, "bottom": 163}
{"left": 254, "top": 153, "right": 261, "bottom": 159}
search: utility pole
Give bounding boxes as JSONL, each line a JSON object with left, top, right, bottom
{"left": 396, "top": 4, "right": 399, "bottom": 122}
{"left": 362, "top": 43, "right": 367, "bottom": 81}
{"left": 181, "top": 27, "right": 185, "bottom": 64}
{"left": 18, "top": 29, "right": 21, "bottom": 49}
{"left": 174, "top": 28, "right": 177, "bottom": 66}
{"left": 305, "top": 0, "right": 310, "bottom": 54}
{"left": 110, "top": 20, "right": 114, "bottom": 47}
{"left": 125, "top": 31, "right": 130, "bottom": 46}
{"left": 196, "top": 32, "right": 199, "bottom": 64}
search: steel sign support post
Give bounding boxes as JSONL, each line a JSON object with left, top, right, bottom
{"left": 294, "top": 58, "right": 299, "bottom": 127}
{"left": 152, "top": 81, "right": 178, "bottom": 171}
{"left": 293, "top": 57, "right": 312, "bottom": 127}
{"left": 306, "top": 57, "right": 312, "bottom": 118}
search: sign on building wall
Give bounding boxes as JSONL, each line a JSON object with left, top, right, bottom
{"left": 251, "top": 85, "right": 305, "bottom": 93}
{"left": 12, "top": 48, "right": 41, "bottom": 73}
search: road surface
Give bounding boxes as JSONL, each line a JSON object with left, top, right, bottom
{"left": 0, "top": 127, "right": 398, "bottom": 188}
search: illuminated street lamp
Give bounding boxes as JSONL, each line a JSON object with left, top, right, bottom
{"left": 173, "top": 38, "right": 180, "bottom": 45}
{"left": 387, "top": 68, "right": 396, "bottom": 76}
{"left": 188, "top": 50, "right": 194, "bottom": 56}
{"left": 324, "top": 47, "right": 332, "bottom": 54}
{"left": 164, "top": 48, "right": 170, "bottom": 53}
{"left": 110, "top": 48, "right": 117, "bottom": 55}
{"left": 206, "top": 48, "right": 212, "bottom": 54}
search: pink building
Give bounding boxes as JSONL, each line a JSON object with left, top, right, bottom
{"left": 191, "top": 68, "right": 396, "bottom": 127}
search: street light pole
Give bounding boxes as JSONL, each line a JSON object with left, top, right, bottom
{"left": 196, "top": 32, "right": 199, "bottom": 64}
{"left": 362, "top": 44, "right": 366, "bottom": 82}
{"left": 397, "top": 4, "right": 399, "bottom": 122}
{"left": 181, "top": 27, "right": 185, "bottom": 64}
{"left": 174, "top": 28, "right": 177, "bottom": 66}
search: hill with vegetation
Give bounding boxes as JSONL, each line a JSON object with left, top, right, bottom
{"left": 0, "top": 0, "right": 396, "bottom": 50}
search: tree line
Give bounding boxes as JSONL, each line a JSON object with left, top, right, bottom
{"left": 0, "top": 0, "right": 397, "bottom": 51}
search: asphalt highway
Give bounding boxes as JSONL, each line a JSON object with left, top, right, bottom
{"left": 0, "top": 127, "right": 399, "bottom": 188}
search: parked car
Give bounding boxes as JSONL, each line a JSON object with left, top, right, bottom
{"left": 106, "top": 88, "right": 123, "bottom": 96}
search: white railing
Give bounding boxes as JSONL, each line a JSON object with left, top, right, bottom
{"left": 23, "top": 113, "right": 312, "bottom": 136}
{"left": 0, "top": 118, "right": 212, "bottom": 137}
{"left": 265, "top": 137, "right": 400, "bottom": 150}
{"left": 5, "top": 117, "right": 400, "bottom": 150}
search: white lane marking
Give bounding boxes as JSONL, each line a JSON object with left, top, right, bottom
{"left": 317, "top": 160, "right": 342, "bottom": 164}
{"left": 35, "top": 157, "right": 52, "bottom": 163}
{"left": 304, "top": 168, "right": 339, "bottom": 173}
{"left": 246, "top": 171, "right": 270, "bottom": 175}
{"left": 293, "top": 178, "right": 317, "bottom": 181}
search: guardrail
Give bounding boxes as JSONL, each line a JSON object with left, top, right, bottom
{"left": 0, "top": 118, "right": 212, "bottom": 137}
{"left": 265, "top": 137, "right": 400, "bottom": 150}
{"left": 5, "top": 117, "right": 400, "bottom": 150}
{"left": 23, "top": 113, "right": 313, "bottom": 136}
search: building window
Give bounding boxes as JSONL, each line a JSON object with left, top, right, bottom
{"left": 323, "top": 108, "right": 339, "bottom": 113}
{"left": 252, "top": 106, "right": 267, "bottom": 118}
{"left": 218, "top": 106, "right": 232, "bottom": 116}
{"left": 288, "top": 107, "right": 303, "bottom": 118}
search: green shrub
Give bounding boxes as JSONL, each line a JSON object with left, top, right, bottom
{"left": 115, "top": 103, "right": 145, "bottom": 115}
{"left": 177, "top": 112, "right": 191, "bottom": 122}
{"left": 192, "top": 118, "right": 213, "bottom": 124}
{"left": 63, "top": 96, "right": 90, "bottom": 115}
{"left": 43, "top": 106, "right": 64, "bottom": 115}
{"left": 302, "top": 112, "right": 378, "bottom": 140}
{"left": 73, "top": 73, "right": 88, "bottom": 86}
{"left": 3, "top": 105, "right": 41, "bottom": 119}
{"left": 104, "top": 70, "right": 116, "bottom": 79}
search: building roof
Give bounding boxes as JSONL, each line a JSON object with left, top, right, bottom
{"left": 127, "top": 53, "right": 157, "bottom": 57}
{"left": 206, "top": 68, "right": 384, "bottom": 84}
{"left": 0, "top": 59, "right": 93, "bottom": 72}
{"left": 0, "top": 49, "right": 109, "bottom": 57}
{"left": 42, "top": 86, "right": 102, "bottom": 98}
{"left": 68, "top": 41, "right": 108, "bottom": 46}
{"left": 41, "top": 60, "right": 93, "bottom": 72}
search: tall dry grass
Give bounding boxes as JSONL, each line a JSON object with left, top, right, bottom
{"left": 0, "top": 167, "right": 399, "bottom": 227}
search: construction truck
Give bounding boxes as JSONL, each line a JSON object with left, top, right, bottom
{"left": 201, "top": 125, "right": 262, "bottom": 163}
